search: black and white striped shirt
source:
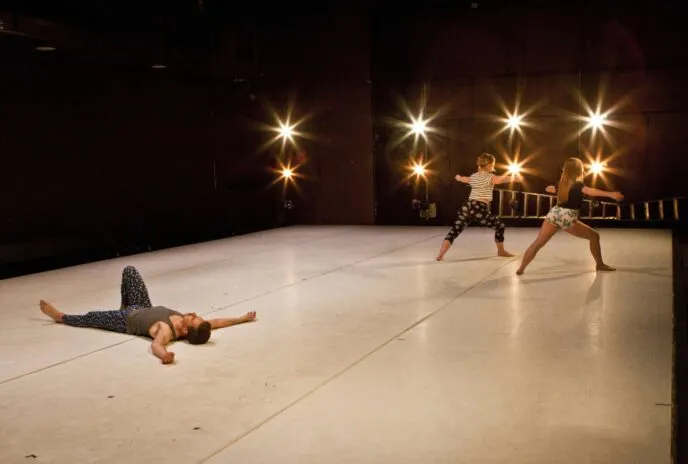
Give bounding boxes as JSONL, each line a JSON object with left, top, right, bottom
{"left": 469, "top": 171, "right": 495, "bottom": 203}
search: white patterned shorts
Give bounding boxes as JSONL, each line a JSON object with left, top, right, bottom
{"left": 545, "top": 206, "right": 578, "bottom": 229}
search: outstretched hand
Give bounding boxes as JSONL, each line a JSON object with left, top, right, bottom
{"left": 161, "top": 352, "right": 175, "bottom": 365}
{"left": 610, "top": 192, "right": 624, "bottom": 202}
{"left": 242, "top": 311, "right": 257, "bottom": 322}
{"left": 454, "top": 175, "right": 463, "bottom": 182}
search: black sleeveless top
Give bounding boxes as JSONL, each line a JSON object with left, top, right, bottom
{"left": 559, "top": 182, "right": 584, "bottom": 210}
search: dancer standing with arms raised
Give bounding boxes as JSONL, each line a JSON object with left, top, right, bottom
{"left": 436, "top": 153, "right": 517, "bottom": 261}
{"left": 516, "top": 157, "right": 623, "bottom": 275}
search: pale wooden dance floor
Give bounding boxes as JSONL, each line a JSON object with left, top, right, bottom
{"left": 0, "top": 226, "right": 673, "bottom": 463}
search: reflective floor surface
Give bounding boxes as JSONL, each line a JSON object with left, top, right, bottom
{"left": 0, "top": 226, "right": 673, "bottom": 463}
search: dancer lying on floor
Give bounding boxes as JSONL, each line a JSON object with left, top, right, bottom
{"left": 39, "top": 265, "right": 256, "bottom": 364}
{"left": 436, "top": 152, "right": 519, "bottom": 261}
{"left": 516, "top": 157, "right": 624, "bottom": 275}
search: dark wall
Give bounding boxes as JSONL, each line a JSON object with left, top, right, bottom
{"left": 0, "top": 50, "right": 276, "bottom": 268}
{"left": 5, "top": 1, "right": 685, "bottom": 272}
{"left": 258, "top": 9, "right": 375, "bottom": 225}
{"left": 372, "top": 2, "right": 688, "bottom": 225}
{"left": 0, "top": 6, "right": 375, "bottom": 275}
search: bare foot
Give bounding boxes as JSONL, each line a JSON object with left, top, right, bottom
{"left": 40, "top": 300, "right": 64, "bottom": 323}
{"left": 498, "top": 251, "right": 515, "bottom": 258}
{"left": 242, "top": 311, "right": 257, "bottom": 322}
{"left": 436, "top": 240, "right": 451, "bottom": 262}
{"left": 596, "top": 264, "right": 616, "bottom": 272}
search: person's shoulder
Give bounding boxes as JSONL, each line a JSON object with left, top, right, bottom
{"left": 471, "top": 171, "right": 491, "bottom": 178}
{"left": 154, "top": 305, "right": 180, "bottom": 315}
{"left": 149, "top": 320, "right": 174, "bottom": 340}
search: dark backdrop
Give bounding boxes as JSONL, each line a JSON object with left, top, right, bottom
{"left": 371, "top": 1, "right": 688, "bottom": 225}
{"left": 0, "top": 3, "right": 373, "bottom": 276}
{"left": 2, "top": 1, "right": 687, "bottom": 275}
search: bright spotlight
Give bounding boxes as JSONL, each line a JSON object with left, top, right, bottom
{"left": 507, "top": 115, "right": 522, "bottom": 130}
{"left": 585, "top": 112, "right": 608, "bottom": 131}
{"left": 589, "top": 162, "right": 605, "bottom": 175}
{"left": 411, "top": 118, "right": 427, "bottom": 136}
{"left": 507, "top": 163, "right": 522, "bottom": 175}
{"left": 410, "top": 161, "right": 428, "bottom": 178}
{"left": 281, "top": 167, "right": 294, "bottom": 179}
{"left": 278, "top": 123, "right": 295, "bottom": 140}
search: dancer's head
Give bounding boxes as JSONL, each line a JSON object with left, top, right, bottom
{"left": 557, "top": 157, "right": 584, "bottom": 203}
{"left": 180, "top": 312, "right": 212, "bottom": 344}
{"left": 477, "top": 153, "right": 495, "bottom": 172}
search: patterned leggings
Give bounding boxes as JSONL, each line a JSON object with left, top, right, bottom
{"left": 444, "top": 200, "right": 506, "bottom": 244}
{"left": 62, "top": 266, "right": 153, "bottom": 333}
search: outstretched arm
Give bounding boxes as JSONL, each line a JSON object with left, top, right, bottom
{"left": 208, "top": 311, "right": 257, "bottom": 330}
{"left": 150, "top": 323, "right": 175, "bottom": 364}
{"left": 582, "top": 186, "right": 624, "bottom": 201}
{"left": 492, "top": 173, "right": 522, "bottom": 185}
{"left": 454, "top": 175, "right": 471, "bottom": 183}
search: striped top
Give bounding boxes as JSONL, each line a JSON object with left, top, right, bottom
{"left": 468, "top": 171, "right": 495, "bottom": 203}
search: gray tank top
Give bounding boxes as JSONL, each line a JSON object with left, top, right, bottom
{"left": 125, "top": 306, "right": 183, "bottom": 339}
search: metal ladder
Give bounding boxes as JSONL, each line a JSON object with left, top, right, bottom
{"left": 496, "top": 189, "right": 685, "bottom": 223}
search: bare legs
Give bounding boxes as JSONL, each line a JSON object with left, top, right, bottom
{"left": 516, "top": 221, "right": 558, "bottom": 275}
{"left": 436, "top": 240, "right": 452, "bottom": 261}
{"left": 517, "top": 220, "right": 616, "bottom": 275}
{"left": 565, "top": 222, "right": 616, "bottom": 271}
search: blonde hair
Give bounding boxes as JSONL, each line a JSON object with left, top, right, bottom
{"left": 557, "top": 158, "right": 584, "bottom": 204}
{"left": 477, "top": 153, "right": 495, "bottom": 169}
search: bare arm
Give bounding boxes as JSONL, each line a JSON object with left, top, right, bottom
{"left": 150, "top": 322, "right": 175, "bottom": 364}
{"left": 208, "top": 311, "right": 257, "bottom": 330}
{"left": 454, "top": 175, "right": 471, "bottom": 183}
{"left": 491, "top": 173, "right": 521, "bottom": 185}
{"left": 582, "top": 186, "right": 624, "bottom": 201}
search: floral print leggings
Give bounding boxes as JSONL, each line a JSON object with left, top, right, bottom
{"left": 62, "top": 266, "right": 153, "bottom": 333}
{"left": 444, "top": 200, "right": 506, "bottom": 244}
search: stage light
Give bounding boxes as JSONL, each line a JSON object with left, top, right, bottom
{"left": 506, "top": 114, "right": 522, "bottom": 130}
{"left": 278, "top": 123, "right": 295, "bottom": 140}
{"left": 589, "top": 161, "right": 605, "bottom": 175}
{"left": 411, "top": 117, "right": 427, "bottom": 136}
{"left": 412, "top": 163, "right": 427, "bottom": 176}
{"left": 589, "top": 113, "right": 606, "bottom": 129}
{"left": 271, "top": 161, "right": 300, "bottom": 189}
{"left": 507, "top": 163, "right": 522, "bottom": 175}
{"left": 584, "top": 111, "right": 608, "bottom": 131}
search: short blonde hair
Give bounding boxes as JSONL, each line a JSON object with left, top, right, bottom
{"left": 477, "top": 153, "right": 495, "bottom": 168}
